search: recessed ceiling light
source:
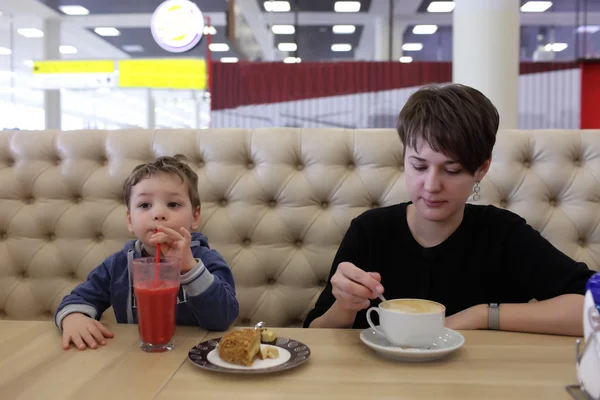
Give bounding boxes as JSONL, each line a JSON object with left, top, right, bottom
{"left": 122, "top": 44, "right": 144, "bottom": 52}
{"left": 333, "top": 25, "right": 356, "bottom": 34}
{"left": 24, "top": 60, "right": 34, "bottom": 67}
{"left": 402, "top": 43, "right": 423, "bottom": 51}
{"left": 220, "top": 57, "right": 238, "bottom": 63}
{"left": 427, "top": 1, "right": 455, "bottom": 13}
{"left": 0, "top": 47, "right": 12, "bottom": 55}
{"left": 94, "top": 27, "right": 120, "bottom": 36}
{"left": 272, "top": 25, "right": 295, "bottom": 34}
{"left": 264, "top": 1, "right": 291, "bottom": 12}
{"left": 17, "top": 28, "right": 44, "bottom": 38}
{"left": 59, "top": 5, "right": 90, "bottom": 15}
{"left": 331, "top": 43, "right": 352, "bottom": 52}
{"left": 576, "top": 26, "right": 600, "bottom": 34}
{"left": 520, "top": 1, "right": 552, "bottom": 12}
{"left": 283, "top": 57, "right": 301, "bottom": 63}
{"left": 334, "top": 1, "right": 361, "bottom": 12}
{"left": 59, "top": 45, "right": 78, "bottom": 54}
{"left": 545, "top": 43, "right": 568, "bottom": 52}
{"left": 203, "top": 26, "right": 217, "bottom": 35}
{"left": 278, "top": 42, "right": 297, "bottom": 51}
{"left": 399, "top": 56, "right": 413, "bottom": 63}
{"left": 209, "top": 43, "right": 229, "bottom": 52}
{"left": 412, "top": 25, "right": 438, "bottom": 35}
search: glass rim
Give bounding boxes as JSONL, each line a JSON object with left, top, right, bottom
{"left": 132, "top": 256, "right": 181, "bottom": 264}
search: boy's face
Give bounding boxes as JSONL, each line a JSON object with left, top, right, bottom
{"left": 126, "top": 173, "right": 200, "bottom": 247}
{"left": 404, "top": 138, "right": 489, "bottom": 223}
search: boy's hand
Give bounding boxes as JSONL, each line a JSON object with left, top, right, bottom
{"left": 62, "top": 313, "right": 114, "bottom": 350}
{"left": 150, "top": 226, "right": 197, "bottom": 273}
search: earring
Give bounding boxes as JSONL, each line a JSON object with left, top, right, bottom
{"left": 473, "top": 181, "right": 481, "bottom": 202}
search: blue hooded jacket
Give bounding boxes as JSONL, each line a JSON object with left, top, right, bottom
{"left": 55, "top": 232, "right": 238, "bottom": 331}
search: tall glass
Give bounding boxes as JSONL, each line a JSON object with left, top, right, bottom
{"left": 131, "top": 257, "right": 181, "bottom": 352}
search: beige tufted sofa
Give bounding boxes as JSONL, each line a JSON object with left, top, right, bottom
{"left": 1, "top": 129, "right": 599, "bottom": 327}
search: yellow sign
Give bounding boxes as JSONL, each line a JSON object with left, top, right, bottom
{"left": 33, "top": 60, "right": 115, "bottom": 74}
{"left": 118, "top": 59, "right": 206, "bottom": 90}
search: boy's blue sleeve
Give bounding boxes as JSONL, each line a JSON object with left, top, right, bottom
{"left": 54, "top": 257, "right": 113, "bottom": 330}
{"left": 180, "top": 248, "right": 239, "bottom": 331}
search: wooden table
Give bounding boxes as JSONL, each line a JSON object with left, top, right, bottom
{"left": 0, "top": 321, "right": 581, "bottom": 400}
{"left": 0, "top": 321, "right": 207, "bottom": 400}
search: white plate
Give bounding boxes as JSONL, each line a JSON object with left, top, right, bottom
{"left": 188, "top": 336, "right": 311, "bottom": 374}
{"left": 360, "top": 326, "right": 465, "bottom": 362}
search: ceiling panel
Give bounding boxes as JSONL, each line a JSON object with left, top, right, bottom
{"left": 273, "top": 25, "right": 363, "bottom": 61}
{"left": 258, "top": 0, "right": 372, "bottom": 12}
{"left": 39, "top": 0, "right": 227, "bottom": 14}
{"left": 418, "top": 0, "right": 600, "bottom": 13}
{"left": 92, "top": 26, "right": 239, "bottom": 59}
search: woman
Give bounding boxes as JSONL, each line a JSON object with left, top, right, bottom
{"left": 304, "top": 84, "right": 593, "bottom": 336}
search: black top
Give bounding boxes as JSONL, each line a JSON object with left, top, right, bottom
{"left": 303, "top": 203, "right": 594, "bottom": 329}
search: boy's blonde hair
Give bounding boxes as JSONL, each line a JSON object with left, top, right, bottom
{"left": 123, "top": 154, "right": 200, "bottom": 210}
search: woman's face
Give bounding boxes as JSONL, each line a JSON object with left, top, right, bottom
{"left": 404, "top": 138, "right": 490, "bottom": 223}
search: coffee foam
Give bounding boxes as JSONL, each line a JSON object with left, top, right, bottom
{"left": 381, "top": 299, "right": 444, "bottom": 314}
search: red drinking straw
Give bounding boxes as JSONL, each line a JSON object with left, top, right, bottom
{"left": 154, "top": 228, "right": 160, "bottom": 289}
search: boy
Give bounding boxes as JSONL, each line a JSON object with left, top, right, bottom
{"left": 56, "top": 155, "right": 239, "bottom": 350}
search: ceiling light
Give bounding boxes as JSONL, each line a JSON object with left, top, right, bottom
{"left": 203, "top": 26, "right": 217, "bottom": 35}
{"left": 24, "top": 60, "right": 34, "bottom": 67}
{"left": 59, "top": 45, "right": 78, "bottom": 54}
{"left": 402, "top": 43, "right": 423, "bottom": 51}
{"left": 209, "top": 43, "right": 229, "bottom": 52}
{"left": 220, "top": 57, "right": 238, "bottom": 63}
{"left": 59, "top": 5, "right": 90, "bottom": 15}
{"left": 427, "top": 1, "right": 455, "bottom": 13}
{"left": 576, "top": 26, "right": 600, "bottom": 34}
{"left": 545, "top": 43, "right": 568, "bottom": 52}
{"left": 278, "top": 42, "right": 297, "bottom": 51}
{"left": 0, "top": 47, "right": 12, "bottom": 55}
{"left": 334, "top": 1, "right": 361, "bottom": 12}
{"left": 17, "top": 28, "right": 44, "bottom": 38}
{"left": 264, "top": 1, "right": 291, "bottom": 12}
{"left": 399, "top": 56, "right": 413, "bottom": 63}
{"left": 94, "top": 27, "right": 121, "bottom": 36}
{"left": 283, "top": 57, "right": 301, "bottom": 63}
{"left": 521, "top": 1, "right": 552, "bottom": 12}
{"left": 331, "top": 43, "right": 352, "bottom": 52}
{"left": 272, "top": 25, "right": 295, "bottom": 34}
{"left": 122, "top": 44, "right": 144, "bottom": 52}
{"left": 412, "top": 25, "right": 438, "bottom": 35}
{"left": 333, "top": 25, "right": 356, "bottom": 34}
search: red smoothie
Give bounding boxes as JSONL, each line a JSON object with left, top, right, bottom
{"left": 134, "top": 282, "right": 179, "bottom": 345}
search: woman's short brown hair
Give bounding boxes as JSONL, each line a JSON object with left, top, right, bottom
{"left": 123, "top": 154, "right": 200, "bottom": 210}
{"left": 397, "top": 84, "right": 500, "bottom": 175}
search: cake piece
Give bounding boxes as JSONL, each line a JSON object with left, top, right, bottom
{"left": 258, "top": 346, "right": 279, "bottom": 360}
{"left": 218, "top": 328, "right": 261, "bottom": 366}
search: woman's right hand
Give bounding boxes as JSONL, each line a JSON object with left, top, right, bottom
{"left": 330, "top": 262, "right": 384, "bottom": 311}
{"left": 61, "top": 313, "right": 114, "bottom": 350}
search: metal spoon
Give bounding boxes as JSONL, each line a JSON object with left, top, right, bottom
{"left": 254, "top": 321, "right": 265, "bottom": 330}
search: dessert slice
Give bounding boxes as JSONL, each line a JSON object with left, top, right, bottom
{"left": 218, "top": 328, "right": 261, "bottom": 366}
{"left": 258, "top": 346, "right": 280, "bottom": 360}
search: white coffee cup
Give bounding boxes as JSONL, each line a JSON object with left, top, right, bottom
{"left": 366, "top": 298, "right": 446, "bottom": 348}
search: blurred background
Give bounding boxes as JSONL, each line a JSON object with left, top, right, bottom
{"left": 0, "top": 0, "right": 597, "bottom": 130}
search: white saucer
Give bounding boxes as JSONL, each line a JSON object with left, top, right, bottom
{"left": 360, "top": 326, "right": 465, "bottom": 362}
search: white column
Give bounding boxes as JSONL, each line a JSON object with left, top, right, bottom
{"left": 453, "top": 0, "right": 520, "bottom": 129}
{"left": 146, "top": 89, "right": 156, "bottom": 129}
{"left": 374, "top": 17, "right": 390, "bottom": 61}
{"left": 43, "top": 19, "right": 61, "bottom": 130}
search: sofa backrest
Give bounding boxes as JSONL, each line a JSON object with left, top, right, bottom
{"left": 0, "top": 129, "right": 598, "bottom": 326}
